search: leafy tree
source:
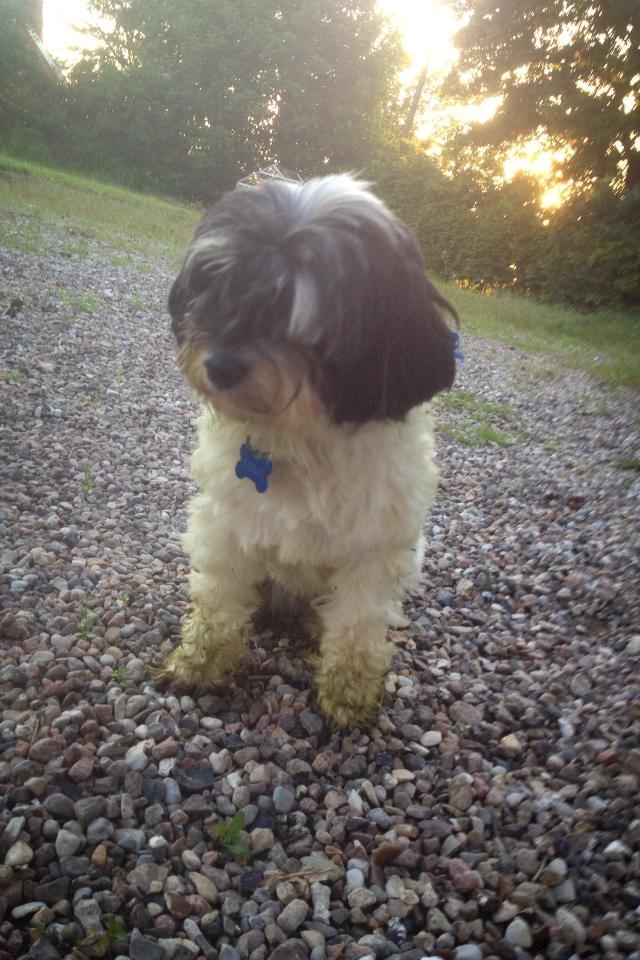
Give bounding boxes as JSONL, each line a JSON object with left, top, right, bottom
{"left": 368, "top": 141, "right": 475, "bottom": 279}
{"left": 0, "top": 0, "right": 62, "bottom": 153}
{"left": 68, "top": 0, "right": 403, "bottom": 201}
{"left": 448, "top": 0, "right": 640, "bottom": 192}
{"left": 531, "top": 184, "right": 640, "bottom": 306}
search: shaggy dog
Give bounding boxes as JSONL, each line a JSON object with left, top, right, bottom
{"left": 163, "top": 173, "right": 456, "bottom": 727}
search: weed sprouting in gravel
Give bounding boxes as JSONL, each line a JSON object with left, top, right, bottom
{"left": 110, "top": 665, "right": 129, "bottom": 689}
{"left": 81, "top": 470, "right": 96, "bottom": 494}
{"left": 32, "top": 922, "right": 52, "bottom": 941}
{"left": 71, "top": 916, "right": 128, "bottom": 959}
{"left": 76, "top": 605, "right": 96, "bottom": 640}
{"left": 215, "top": 811, "right": 250, "bottom": 859}
{"left": 59, "top": 289, "right": 103, "bottom": 315}
{"left": 131, "top": 295, "right": 147, "bottom": 312}
{"left": 617, "top": 457, "right": 640, "bottom": 472}
{"left": 1, "top": 368, "right": 23, "bottom": 382}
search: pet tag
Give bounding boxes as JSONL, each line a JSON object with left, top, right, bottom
{"left": 235, "top": 441, "right": 273, "bottom": 493}
{"left": 451, "top": 330, "right": 464, "bottom": 362}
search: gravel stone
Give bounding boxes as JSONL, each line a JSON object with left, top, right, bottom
{"left": 4, "top": 840, "right": 34, "bottom": 866}
{"left": 270, "top": 942, "right": 309, "bottom": 960}
{"left": 43, "top": 794, "right": 76, "bottom": 820}
{"left": 11, "top": 902, "right": 47, "bottom": 920}
{"left": 128, "top": 863, "right": 170, "bottom": 895}
{"left": 273, "top": 785, "right": 296, "bottom": 814}
{"left": 278, "top": 898, "right": 309, "bottom": 934}
{"left": 86, "top": 818, "right": 114, "bottom": 844}
{"left": 74, "top": 898, "right": 104, "bottom": 936}
{"left": 130, "top": 932, "right": 165, "bottom": 960}
{"left": 250, "top": 828, "right": 274, "bottom": 854}
{"left": 505, "top": 917, "right": 533, "bottom": 948}
{"left": 555, "top": 907, "right": 587, "bottom": 945}
{"left": 454, "top": 947, "right": 483, "bottom": 960}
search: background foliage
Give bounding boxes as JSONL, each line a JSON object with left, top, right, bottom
{"left": 1, "top": 0, "right": 638, "bottom": 312}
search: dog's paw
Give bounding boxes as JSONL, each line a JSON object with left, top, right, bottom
{"left": 157, "top": 615, "right": 251, "bottom": 692}
{"left": 315, "top": 663, "right": 385, "bottom": 729}
{"left": 154, "top": 647, "right": 214, "bottom": 693}
{"left": 156, "top": 644, "right": 245, "bottom": 692}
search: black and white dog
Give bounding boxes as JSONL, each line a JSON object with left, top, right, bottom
{"left": 164, "top": 174, "right": 456, "bottom": 727}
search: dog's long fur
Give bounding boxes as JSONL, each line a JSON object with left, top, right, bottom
{"left": 163, "top": 174, "right": 456, "bottom": 727}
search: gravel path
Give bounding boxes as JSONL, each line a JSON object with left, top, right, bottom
{"left": 1, "top": 227, "right": 639, "bottom": 960}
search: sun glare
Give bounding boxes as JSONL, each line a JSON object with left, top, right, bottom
{"left": 504, "top": 140, "right": 571, "bottom": 208}
{"left": 379, "top": 0, "right": 461, "bottom": 75}
{"left": 540, "top": 183, "right": 571, "bottom": 209}
{"left": 43, "top": 0, "right": 104, "bottom": 61}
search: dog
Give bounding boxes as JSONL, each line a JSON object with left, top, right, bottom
{"left": 163, "top": 173, "right": 456, "bottom": 727}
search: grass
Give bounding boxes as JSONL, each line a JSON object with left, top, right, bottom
{"left": 59, "top": 289, "right": 103, "bottom": 315}
{"left": 0, "top": 153, "right": 199, "bottom": 265}
{"left": 617, "top": 457, "right": 640, "bottom": 473}
{"left": 81, "top": 470, "right": 97, "bottom": 494}
{"left": 131, "top": 294, "right": 147, "bottom": 312}
{"left": 1, "top": 369, "right": 23, "bottom": 382}
{"left": 215, "top": 811, "right": 250, "bottom": 858}
{"left": 438, "top": 388, "right": 513, "bottom": 418}
{"left": 436, "top": 387, "right": 515, "bottom": 447}
{"left": 579, "top": 394, "right": 611, "bottom": 417}
{"left": 76, "top": 605, "right": 96, "bottom": 639}
{"left": 442, "top": 279, "right": 640, "bottom": 391}
{"left": 442, "top": 422, "right": 512, "bottom": 448}
{"left": 110, "top": 665, "right": 129, "bottom": 689}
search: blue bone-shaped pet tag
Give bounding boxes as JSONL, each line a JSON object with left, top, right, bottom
{"left": 235, "top": 442, "right": 273, "bottom": 493}
{"left": 450, "top": 329, "right": 464, "bottom": 362}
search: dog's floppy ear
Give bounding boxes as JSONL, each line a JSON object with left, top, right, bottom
{"left": 323, "top": 223, "right": 457, "bottom": 424}
{"left": 379, "top": 265, "right": 457, "bottom": 420}
{"left": 168, "top": 271, "right": 189, "bottom": 343}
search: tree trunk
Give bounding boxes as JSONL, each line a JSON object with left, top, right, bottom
{"left": 625, "top": 148, "right": 640, "bottom": 194}
{"left": 403, "top": 65, "right": 429, "bottom": 139}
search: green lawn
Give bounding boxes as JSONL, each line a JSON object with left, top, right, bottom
{"left": 1, "top": 152, "right": 638, "bottom": 390}
{"left": 0, "top": 153, "right": 199, "bottom": 265}
{"left": 442, "top": 279, "right": 640, "bottom": 391}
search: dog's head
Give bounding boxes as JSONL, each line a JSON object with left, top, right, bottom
{"left": 169, "top": 174, "right": 457, "bottom": 427}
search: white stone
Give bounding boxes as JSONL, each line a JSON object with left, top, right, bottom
{"left": 420, "top": 730, "right": 443, "bottom": 747}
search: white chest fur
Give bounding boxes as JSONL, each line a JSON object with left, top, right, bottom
{"left": 189, "top": 405, "right": 439, "bottom": 569}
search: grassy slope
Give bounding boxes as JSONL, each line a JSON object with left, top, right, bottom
{"left": 0, "top": 153, "right": 199, "bottom": 266}
{"left": 1, "top": 153, "right": 638, "bottom": 390}
{"left": 443, "top": 281, "right": 640, "bottom": 392}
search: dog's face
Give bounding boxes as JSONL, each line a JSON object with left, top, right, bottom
{"left": 169, "top": 175, "right": 456, "bottom": 427}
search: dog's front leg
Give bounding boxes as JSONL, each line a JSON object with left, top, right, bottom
{"left": 161, "top": 533, "right": 262, "bottom": 693}
{"left": 315, "top": 555, "right": 401, "bottom": 728}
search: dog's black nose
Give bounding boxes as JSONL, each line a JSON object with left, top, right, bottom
{"left": 204, "top": 351, "right": 248, "bottom": 390}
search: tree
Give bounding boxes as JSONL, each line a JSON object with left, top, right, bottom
{"left": 0, "top": 0, "right": 63, "bottom": 153}
{"left": 449, "top": 0, "right": 640, "bottom": 192}
{"left": 68, "top": 0, "right": 403, "bottom": 201}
